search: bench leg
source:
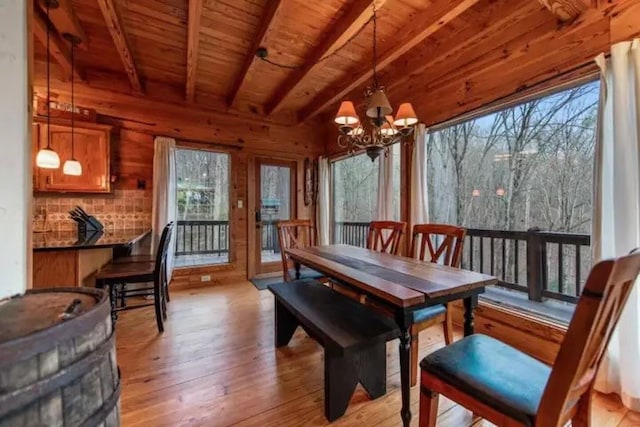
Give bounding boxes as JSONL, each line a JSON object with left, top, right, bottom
{"left": 274, "top": 299, "right": 299, "bottom": 347}
{"left": 356, "top": 343, "right": 387, "bottom": 399}
{"left": 325, "top": 351, "right": 359, "bottom": 422}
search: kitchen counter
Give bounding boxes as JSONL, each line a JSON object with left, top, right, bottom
{"left": 32, "top": 229, "right": 151, "bottom": 288}
{"left": 33, "top": 229, "right": 151, "bottom": 252}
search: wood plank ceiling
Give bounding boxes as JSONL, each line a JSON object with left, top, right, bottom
{"left": 32, "top": 0, "right": 640, "bottom": 126}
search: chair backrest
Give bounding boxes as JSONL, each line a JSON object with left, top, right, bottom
{"left": 366, "top": 221, "right": 406, "bottom": 255}
{"left": 277, "top": 219, "right": 316, "bottom": 281}
{"left": 537, "top": 250, "right": 640, "bottom": 427}
{"left": 154, "top": 221, "right": 175, "bottom": 277}
{"left": 410, "top": 224, "right": 466, "bottom": 267}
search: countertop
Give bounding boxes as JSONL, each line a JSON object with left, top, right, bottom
{"left": 33, "top": 229, "right": 151, "bottom": 252}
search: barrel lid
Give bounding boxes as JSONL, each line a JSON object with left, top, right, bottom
{"left": 0, "top": 288, "right": 102, "bottom": 344}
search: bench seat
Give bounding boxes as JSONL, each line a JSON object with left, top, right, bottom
{"left": 268, "top": 279, "right": 399, "bottom": 421}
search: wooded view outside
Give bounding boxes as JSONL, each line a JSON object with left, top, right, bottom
{"left": 176, "top": 149, "right": 230, "bottom": 221}
{"left": 332, "top": 143, "right": 401, "bottom": 223}
{"left": 175, "top": 148, "right": 230, "bottom": 266}
{"left": 427, "top": 80, "right": 599, "bottom": 235}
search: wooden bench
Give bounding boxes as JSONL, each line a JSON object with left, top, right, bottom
{"left": 268, "top": 279, "right": 399, "bottom": 421}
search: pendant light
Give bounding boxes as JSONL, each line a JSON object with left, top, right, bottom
{"left": 62, "top": 33, "right": 82, "bottom": 176}
{"left": 36, "top": 0, "right": 61, "bottom": 169}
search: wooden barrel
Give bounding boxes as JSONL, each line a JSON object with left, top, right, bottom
{"left": 0, "top": 287, "right": 120, "bottom": 427}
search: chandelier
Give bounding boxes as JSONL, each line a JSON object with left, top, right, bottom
{"left": 333, "top": 4, "right": 418, "bottom": 161}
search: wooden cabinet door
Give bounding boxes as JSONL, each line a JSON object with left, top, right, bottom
{"left": 35, "top": 121, "right": 111, "bottom": 193}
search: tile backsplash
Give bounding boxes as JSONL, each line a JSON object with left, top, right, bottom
{"left": 34, "top": 189, "right": 152, "bottom": 232}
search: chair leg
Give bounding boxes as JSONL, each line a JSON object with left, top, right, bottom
{"left": 108, "top": 283, "right": 118, "bottom": 326}
{"left": 411, "top": 325, "right": 419, "bottom": 387}
{"left": 572, "top": 391, "right": 592, "bottom": 427}
{"left": 419, "top": 386, "right": 439, "bottom": 427}
{"left": 443, "top": 304, "right": 454, "bottom": 345}
{"left": 153, "top": 277, "right": 164, "bottom": 333}
{"left": 120, "top": 283, "right": 126, "bottom": 308}
{"left": 163, "top": 266, "right": 171, "bottom": 303}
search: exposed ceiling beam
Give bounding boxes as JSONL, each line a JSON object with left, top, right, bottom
{"left": 32, "top": 9, "right": 84, "bottom": 82}
{"left": 298, "top": 0, "right": 481, "bottom": 122}
{"left": 96, "top": 0, "right": 143, "bottom": 93}
{"left": 35, "top": 0, "right": 88, "bottom": 50}
{"left": 537, "top": 0, "right": 591, "bottom": 22}
{"left": 186, "top": 0, "right": 203, "bottom": 102}
{"left": 380, "top": 0, "right": 535, "bottom": 98}
{"left": 264, "top": 0, "right": 387, "bottom": 116}
{"left": 227, "top": 0, "right": 284, "bottom": 107}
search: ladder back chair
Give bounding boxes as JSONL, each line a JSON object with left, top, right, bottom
{"left": 96, "top": 222, "right": 175, "bottom": 333}
{"left": 277, "top": 219, "right": 326, "bottom": 282}
{"left": 419, "top": 250, "right": 640, "bottom": 427}
{"left": 366, "top": 221, "right": 407, "bottom": 255}
{"left": 408, "top": 223, "right": 466, "bottom": 386}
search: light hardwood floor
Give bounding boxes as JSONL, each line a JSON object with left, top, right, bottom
{"left": 115, "top": 282, "right": 640, "bottom": 426}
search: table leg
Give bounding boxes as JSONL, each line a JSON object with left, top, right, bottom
{"left": 394, "top": 309, "right": 412, "bottom": 427}
{"left": 463, "top": 294, "right": 478, "bottom": 336}
{"left": 398, "top": 327, "right": 412, "bottom": 427}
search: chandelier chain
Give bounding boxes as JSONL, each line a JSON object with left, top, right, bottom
{"left": 255, "top": 13, "right": 374, "bottom": 70}
{"left": 372, "top": 2, "right": 379, "bottom": 89}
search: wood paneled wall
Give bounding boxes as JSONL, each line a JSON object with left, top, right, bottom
{"left": 451, "top": 301, "right": 566, "bottom": 365}
{"left": 32, "top": 70, "right": 324, "bottom": 285}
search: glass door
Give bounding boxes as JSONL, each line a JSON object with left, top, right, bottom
{"left": 255, "top": 160, "right": 296, "bottom": 275}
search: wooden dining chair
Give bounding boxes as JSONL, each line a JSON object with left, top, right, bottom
{"left": 408, "top": 223, "right": 466, "bottom": 386}
{"left": 277, "top": 219, "right": 326, "bottom": 282}
{"left": 419, "top": 250, "right": 640, "bottom": 427}
{"left": 367, "top": 221, "right": 407, "bottom": 255}
{"left": 95, "top": 222, "right": 175, "bottom": 333}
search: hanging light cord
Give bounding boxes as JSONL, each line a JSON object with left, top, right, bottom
{"left": 255, "top": 12, "right": 374, "bottom": 70}
{"left": 70, "top": 37, "right": 75, "bottom": 160}
{"left": 46, "top": 0, "right": 51, "bottom": 149}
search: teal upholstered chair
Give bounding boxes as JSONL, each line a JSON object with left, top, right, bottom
{"left": 418, "top": 250, "right": 640, "bottom": 427}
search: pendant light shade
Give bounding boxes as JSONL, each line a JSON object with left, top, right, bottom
{"left": 334, "top": 101, "right": 359, "bottom": 126}
{"left": 365, "top": 89, "right": 392, "bottom": 119}
{"left": 393, "top": 103, "right": 418, "bottom": 127}
{"left": 36, "top": 147, "right": 61, "bottom": 169}
{"left": 63, "top": 159, "right": 82, "bottom": 176}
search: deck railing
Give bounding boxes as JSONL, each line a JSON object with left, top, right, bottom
{"left": 175, "top": 220, "right": 229, "bottom": 256}
{"left": 176, "top": 220, "right": 281, "bottom": 257}
{"left": 333, "top": 222, "right": 590, "bottom": 304}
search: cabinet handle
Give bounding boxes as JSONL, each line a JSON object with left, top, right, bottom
{"left": 46, "top": 176, "right": 50, "bottom": 185}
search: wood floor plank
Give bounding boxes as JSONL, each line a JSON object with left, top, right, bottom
{"left": 114, "top": 282, "right": 638, "bottom": 426}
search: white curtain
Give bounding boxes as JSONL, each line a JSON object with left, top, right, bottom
{"left": 376, "top": 146, "right": 395, "bottom": 220}
{"left": 316, "top": 156, "right": 331, "bottom": 245}
{"left": 593, "top": 40, "right": 640, "bottom": 411}
{"left": 152, "top": 136, "right": 177, "bottom": 282}
{"left": 410, "top": 124, "right": 429, "bottom": 229}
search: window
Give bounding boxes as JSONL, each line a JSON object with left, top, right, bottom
{"left": 175, "top": 148, "right": 230, "bottom": 267}
{"left": 426, "top": 80, "right": 600, "bottom": 320}
{"left": 331, "top": 144, "right": 401, "bottom": 246}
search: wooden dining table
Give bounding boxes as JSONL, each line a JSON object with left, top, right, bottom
{"left": 286, "top": 244, "right": 498, "bottom": 427}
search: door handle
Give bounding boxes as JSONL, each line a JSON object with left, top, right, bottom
{"left": 255, "top": 211, "right": 261, "bottom": 228}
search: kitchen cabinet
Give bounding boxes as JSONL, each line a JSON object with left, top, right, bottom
{"left": 33, "top": 118, "right": 112, "bottom": 193}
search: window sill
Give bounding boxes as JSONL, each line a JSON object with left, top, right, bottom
{"left": 480, "top": 286, "right": 575, "bottom": 325}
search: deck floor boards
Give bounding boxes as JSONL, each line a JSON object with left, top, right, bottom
{"left": 115, "top": 282, "right": 638, "bottom": 426}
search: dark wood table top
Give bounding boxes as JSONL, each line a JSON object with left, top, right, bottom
{"left": 286, "top": 244, "right": 498, "bottom": 308}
